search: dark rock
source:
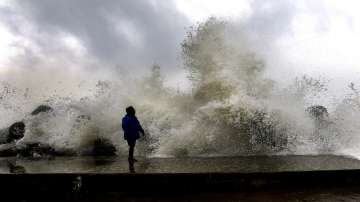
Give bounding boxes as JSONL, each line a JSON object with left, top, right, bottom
{"left": 0, "top": 142, "right": 75, "bottom": 157}
{"left": 8, "top": 122, "right": 25, "bottom": 142}
{"left": 31, "top": 105, "right": 53, "bottom": 116}
{"left": 92, "top": 138, "right": 116, "bottom": 156}
{"left": 0, "top": 121, "right": 25, "bottom": 145}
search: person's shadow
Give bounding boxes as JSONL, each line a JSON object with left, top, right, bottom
{"left": 128, "top": 160, "right": 135, "bottom": 173}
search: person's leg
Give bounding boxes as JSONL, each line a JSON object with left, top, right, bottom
{"left": 129, "top": 144, "right": 134, "bottom": 160}
{"left": 127, "top": 139, "right": 136, "bottom": 161}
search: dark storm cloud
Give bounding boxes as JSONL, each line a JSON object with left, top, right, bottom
{"left": 1, "top": 0, "right": 341, "bottom": 74}
{"left": 4, "top": 0, "right": 190, "bottom": 70}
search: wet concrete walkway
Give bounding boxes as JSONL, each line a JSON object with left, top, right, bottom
{"left": 1, "top": 155, "right": 360, "bottom": 195}
{"left": 1, "top": 155, "right": 360, "bottom": 174}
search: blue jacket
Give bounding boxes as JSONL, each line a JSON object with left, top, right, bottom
{"left": 122, "top": 115, "right": 144, "bottom": 140}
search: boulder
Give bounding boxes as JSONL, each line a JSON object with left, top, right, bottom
{"left": 8, "top": 122, "right": 25, "bottom": 142}
{"left": 0, "top": 142, "right": 77, "bottom": 158}
{"left": 0, "top": 105, "right": 118, "bottom": 157}
{"left": 92, "top": 138, "right": 116, "bottom": 156}
{"left": 0, "top": 121, "right": 25, "bottom": 145}
{"left": 31, "top": 105, "right": 53, "bottom": 116}
{"left": 0, "top": 105, "right": 52, "bottom": 143}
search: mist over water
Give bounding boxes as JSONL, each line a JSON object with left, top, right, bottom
{"left": 1, "top": 18, "right": 360, "bottom": 158}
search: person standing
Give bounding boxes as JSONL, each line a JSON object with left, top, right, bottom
{"left": 122, "top": 106, "right": 144, "bottom": 162}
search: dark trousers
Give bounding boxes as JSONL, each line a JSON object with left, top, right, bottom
{"left": 127, "top": 139, "right": 136, "bottom": 160}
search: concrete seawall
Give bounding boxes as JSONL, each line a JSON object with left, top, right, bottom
{"left": 1, "top": 169, "right": 360, "bottom": 194}
{"left": 1, "top": 155, "right": 360, "bottom": 195}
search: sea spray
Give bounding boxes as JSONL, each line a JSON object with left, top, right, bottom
{"left": 0, "top": 18, "right": 359, "bottom": 158}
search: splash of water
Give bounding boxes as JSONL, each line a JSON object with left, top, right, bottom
{"left": 1, "top": 18, "right": 360, "bottom": 158}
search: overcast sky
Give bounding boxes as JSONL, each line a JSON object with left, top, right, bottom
{"left": 0, "top": 0, "right": 360, "bottom": 88}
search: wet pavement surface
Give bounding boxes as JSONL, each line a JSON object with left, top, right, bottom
{"left": 1, "top": 155, "right": 360, "bottom": 174}
{"left": 1, "top": 155, "right": 360, "bottom": 201}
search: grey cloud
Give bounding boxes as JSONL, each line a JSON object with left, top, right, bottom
{"left": 3, "top": 0, "right": 190, "bottom": 71}
{"left": 236, "top": 0, "right": 298, "bottom": 50}
{"left": 1, "top": 0, "right": 348, "bottom": 77}
{"left": 247, "top": 0, "right": 296, "bottom": 38}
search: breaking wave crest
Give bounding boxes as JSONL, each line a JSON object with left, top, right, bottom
{"left": 1, "top": 18, "right": 360, "bottom": 158}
